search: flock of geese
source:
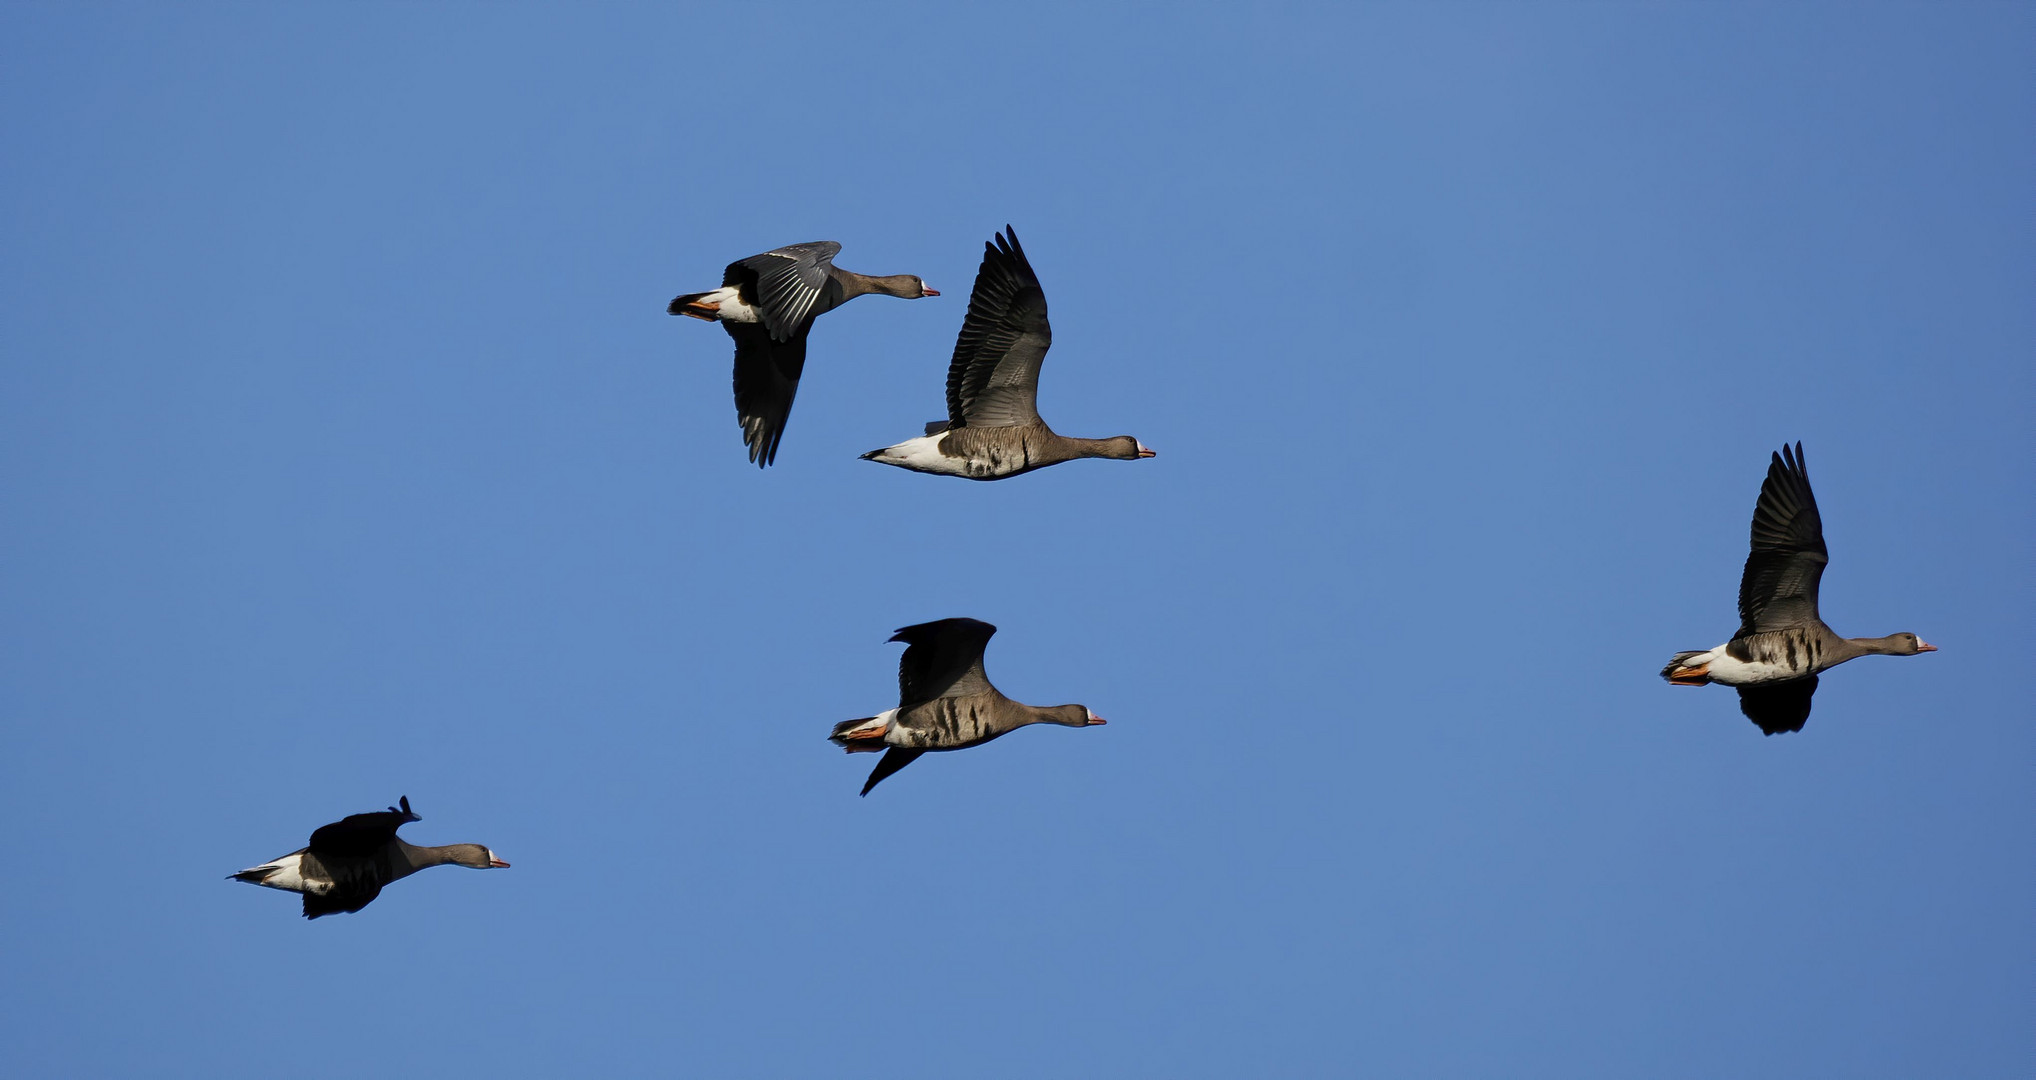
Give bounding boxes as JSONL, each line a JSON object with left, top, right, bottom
{"left": 230, "top": 227, "right": 1936, "bottom": 918}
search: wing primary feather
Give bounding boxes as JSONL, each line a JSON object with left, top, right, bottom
{"left": 943, "top": 227, "right": 1051, "bottom": 429}
{"left": 890, "top": 618, "right": 997, "bottom": 704}
{"left": 1736, "top": 441, "right": 1829, "bottom": 636}
{"left": 860, "top": 748, "right": 925, "bottom": 796}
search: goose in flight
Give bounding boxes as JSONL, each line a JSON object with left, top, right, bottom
{"left": 229, "top": 796, "right": 509, "bottom": 918}
{"left": 861, "top": 227, "right": 1153, "bottom": 479}
{"left": 1661, "top": 442, "right": 1935, "bottom": 734}
{"left": 670, "top": 241, "right": 937, "bottom": 466}
{"left": 830, "top": 618, "right": 1107, "bottom": 796}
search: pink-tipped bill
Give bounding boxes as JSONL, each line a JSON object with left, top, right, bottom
{"left": 1917, "top": 641, "right": 1938, "bottom": 652}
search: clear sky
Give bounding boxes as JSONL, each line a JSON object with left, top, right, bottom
{"left": 3, "top": 4, "right": 2030, "bottom": 1077}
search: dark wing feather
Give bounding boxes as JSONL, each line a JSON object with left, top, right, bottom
{"left": 860, "top": 748, "right": 925, "bottom": 797}
{"left": 890, "top": 618, "right": 997, "bottom": 705}
{"left": 300, "top": 853, "right": 387, "bottom": 919}
{"left": 724, "top": 321, "right": 808, "bottom": 467}
{"left": 945, "top": 227, "right": 1051, "bottom": 429}
{"left": 306, "top": 797, "right": 418, "bottom": 858}
{"left": 1737, "top": 676, "right": 1818, "bottom": 736}
{"left": 1736, "top": 442, "right": 1829, "bottom": 636}
{"left": 725, "top": 241, "right": 841, "bottom": 342}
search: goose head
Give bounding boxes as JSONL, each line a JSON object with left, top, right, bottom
{"left": 1095, "top": 436, "right": 1156, "bottom": 461}
{"left": 1886, "top": 632, "right": 1937, "bottom": 655}
{"left": 442, "top": 844, "right": 512, "bottom": 869}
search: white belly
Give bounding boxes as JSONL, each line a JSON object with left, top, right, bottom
{"left": 1700, "top": 646, "right": 1805, "bottom": 686}
{"left": 866, "top": 434, "right": 973, "bottom": 477}
{"left": 238, "top": 852, "right": 330, "bottom": 895}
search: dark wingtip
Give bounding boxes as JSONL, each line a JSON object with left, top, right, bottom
{"left": 1775, "top": 440, "right": 1805, "bottom": 475}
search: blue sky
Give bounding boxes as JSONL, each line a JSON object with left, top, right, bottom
{"left": 3, "top": 4, "right": 2030, "bottom": 1076}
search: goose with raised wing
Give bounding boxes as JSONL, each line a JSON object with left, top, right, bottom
{"left": 861, "top": 227, "right": 1153, "bottom": 479}
{"left": 1661, "top": 442, "right": 1936, "bottom": 734}
{"left": 670, "top": 241, "right": 938, "bottom": 466}
{"left": 830, "top": 618, "right": 1107, "bottom": 796}
{"left": 229, "top": 797, "right": 509, "bottom": 919}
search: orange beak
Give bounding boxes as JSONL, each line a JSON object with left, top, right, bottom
{"left": 922, "top": 286, "right": 940, "bottom": 296}
{"left": 1917, "top": 641, "right": 1937, "bottom": 652}
{"left": 1086, "top": 716, "right": 1108, "bottom": 726}
{"left": 490, "top": 858, "right": 512, "bottom": 868}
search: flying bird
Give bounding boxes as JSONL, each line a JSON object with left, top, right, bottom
{"left": 669, "top": 241, "right": 937, "bottom": 467}
{"left": 830, "top": 618, "right": 1108, "bottom": 796}
{"left": 229, "top": 796, "right": 509, "bottom": 918}
{"left": 861, "top": 227, "right": 1154, "bottom": 479}
{"left": 1661, "top": 442, "right": 1936, "bottom": 734}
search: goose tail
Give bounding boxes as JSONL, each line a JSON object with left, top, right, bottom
{"left": 667, "top": 291, "right": 719, "bottom": 320}
{"left": 1661, "top": 650, "right": 1715, "bottom": 685}
{"left": 830, "top": 710, "right": 895, "bottom": 752}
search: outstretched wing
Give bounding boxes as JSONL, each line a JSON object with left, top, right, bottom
{"left": 1737, "top": 442, "right": 1828, "bottom": 637}
{"left": 945, "top": 227, "right": 1051, "bottom": 429}
{"left": 1737, "top": 676, "right": 1819, "bottom": 736}
{"left": 724, "top": 241, "right": 842, "bottom": 343}
{"left": 723, "top": 321, "right": 808, "bottom": 467}
{"left": 307, "top": 796, "right": 418, "bottom": 858}
{"left": 890, "top": 618, "right": 997, "bottom": 706}
{"left": 860, "top": 748, "right": 925, "bottom": 797}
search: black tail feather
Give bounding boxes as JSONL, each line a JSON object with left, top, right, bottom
{"left": 1660, "top": 651, "right": 1709, "bottom": 681}
{"left": 829, "top": 716, "right": 879, "bottom": 745}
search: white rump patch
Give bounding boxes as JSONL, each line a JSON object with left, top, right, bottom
{"left": 856, "top": 709, "right": 900, "bottom": 738}
{"left": 865, "top": 434, "right": 971, "bottom": 477}
{"left": 696, "top": 286, "right": 759, "bottom": 323}
{"left": 237, "top": 853, "right": 327, "bottom": 895}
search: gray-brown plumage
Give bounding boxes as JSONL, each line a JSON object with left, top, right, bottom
{"left": 669, "top": 241, "right": 938, "bottom": 466}
{"left": 860, "top": 228, "right": 1154, "bottom": 479}
{"left": 1660, "top": 442, "right": 1936, "bottom": 734}
{"left": 228, "top": 796, "right": 509, "bottom": 918}
{"left": 828, "top": 618, "right": 1107, "bottom": 796}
